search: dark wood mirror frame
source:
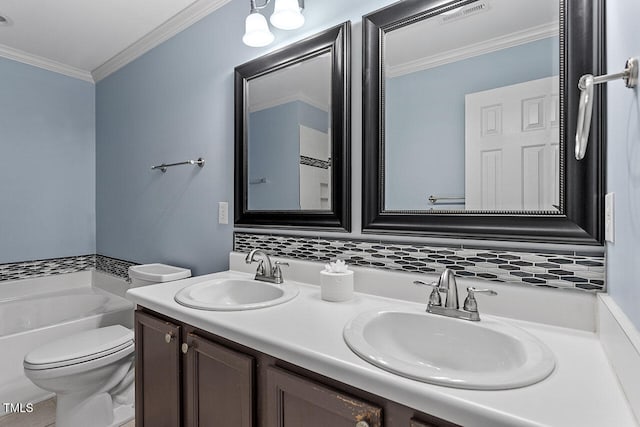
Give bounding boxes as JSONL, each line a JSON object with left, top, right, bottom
{"left": 362, "top": 0, "right": 605, "bottom": 245}
{"left": 234, "top": 22, "right": 351, "bottom": 232}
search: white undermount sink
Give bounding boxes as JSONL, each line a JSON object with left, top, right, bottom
{"left": 174, "top": 277, "right": 299, "bottom": 311}
{"left": 343, "top": 308, "right": 556, "bottom": 390}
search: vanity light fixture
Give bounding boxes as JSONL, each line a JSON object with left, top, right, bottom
{"left": 242, "top": 0, "right": 305, "bottom": 47}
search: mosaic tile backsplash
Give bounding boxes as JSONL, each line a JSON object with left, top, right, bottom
{"left": 234, "top": 233, "right": 605, "bottom": 292}
{"left": 0, "top": 255, "right": 96, "bottom": 281}
{"left": 95, "top": 255, "right": 138, "bottom": 279}
{"left": 0, "top": 254, "right": 137, "bottom": 282}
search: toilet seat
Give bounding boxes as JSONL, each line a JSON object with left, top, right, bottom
{"left": 24, "top": 325, "right": 134, "bottom": 371}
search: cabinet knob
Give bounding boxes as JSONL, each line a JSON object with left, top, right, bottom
{"left": 181, "top": 343, "right": 189, "bottom": 354}
{"left": 356, "top": 421, "right": 369, "bottom": 427}
{"left": 164, "top": 332, "right": 174, "bottom": 343}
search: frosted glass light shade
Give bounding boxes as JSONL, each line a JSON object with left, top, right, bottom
{"left": 270, "top": 0, "right": 304, "bottom": 30}
{"left": 243, "top": 11, "right": 275, "bottom": 47}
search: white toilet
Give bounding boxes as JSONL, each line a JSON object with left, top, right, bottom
{"left": 23, "top": 263, "right": 191, "bottom": 427}
{"left": 23, "top": 325, "right": 135, "bottom": 427}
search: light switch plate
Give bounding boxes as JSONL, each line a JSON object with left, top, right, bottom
{"left": 605, "top": 193, "right": 614, "bottom": 243}
{"left": 218, "top": 201, "right": 229, "bottom": 225}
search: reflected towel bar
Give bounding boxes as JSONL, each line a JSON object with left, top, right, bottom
{"left": 428, "top": 195, "right": 466, "bottom": 205}
{"left": 151, "top": 158, "right": 205, "bottom": 173}
{"left": 575, "top": 57, "right": 638, "bottom": 160}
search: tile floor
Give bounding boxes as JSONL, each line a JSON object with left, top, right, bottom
{"left": 0, "top": 399, "right": 134, "bottom": 427}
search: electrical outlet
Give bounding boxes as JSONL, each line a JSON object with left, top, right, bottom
{"left": 218, "top": 201, "right": 229, "bottom": 225}
{"left": 605, "top": 193, "right": 614, "bottom": 243}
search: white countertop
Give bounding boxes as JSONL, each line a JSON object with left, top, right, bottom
{"left": 127, "top": 270, "right": 637, "bottom": 427}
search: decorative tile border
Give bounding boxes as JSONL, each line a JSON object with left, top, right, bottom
{"left": 0, "top": 255, "right": 96, "bottom": 282}
{"left": 234, "top": 233, "right": 605, "bottom": 292}
{"left": 300, "top": 155, "right": 331, "bottom": 169}
{"left": 95, "top": 255, "right": 138, "bottom": 280}
{"left": 0, "top": 254, "right": 138, "bottom": 282}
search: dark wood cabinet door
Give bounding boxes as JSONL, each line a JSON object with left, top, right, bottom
{"left": 410, "top": 419, "right": 437, "bottom": 427}
{"left": 183, "top": 333, "right": 255, "bottom": 427}
{"left": 135, "top": 310, "right": 182, "bottom": 427}
{"left": 266, "top": 366, "right": 382, "bottom": 427}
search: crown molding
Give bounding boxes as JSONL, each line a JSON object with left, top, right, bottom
{"left": 250, "top": 92, "right": 329, "bottom": 114}
{"left": 0, "top": 43, "right": 94, "bottom": 83}
{"left": 386, "top": 22, "right": 559, "bottom": 78}
{"left": 92, "top": 0, "right": 232, "bottom": 82}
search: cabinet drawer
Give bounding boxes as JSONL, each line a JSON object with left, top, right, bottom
{"left": 410, "top": 419, "right": 438, "bottom": 427}
{"left": 266, "top": 366, "right": 382, "bottom": 427}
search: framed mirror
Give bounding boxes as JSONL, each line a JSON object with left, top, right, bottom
{"left": 235, "top": 22, "right": 351, "bottom": 231}
{"left": 362, "top": 0, "right": 604, "bottom": 244}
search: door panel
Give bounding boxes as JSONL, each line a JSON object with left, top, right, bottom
{"left": 184, "top": 333, "right": 254, "bottom": 427}
{"left": 135, "top": 311, "right": 182, "bottom": 427}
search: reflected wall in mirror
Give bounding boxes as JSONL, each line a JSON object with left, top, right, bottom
{"left": 363, "top": 0, "right": 605, "bottom": 243}
{"left": 247, "top": 53, "right": 332, "bottom": 211}
{"left": 383, "top": 0, "right": 560, "bottom": 212}
{"left": 235, "top": 22, "right": 351, "bottom": 231}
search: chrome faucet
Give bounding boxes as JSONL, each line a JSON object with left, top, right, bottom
{"left": 439, "top": 269, "right": 459, "bottom": 309}
{"left": 245, "top": 249, "right": 288, "bottom": 284}
{"left": 414, "top": 269, "right": 497, "bottom": 321}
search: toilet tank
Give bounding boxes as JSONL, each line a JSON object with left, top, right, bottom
{"left": 128, "top": 264, "right": 191, "bottom": 288}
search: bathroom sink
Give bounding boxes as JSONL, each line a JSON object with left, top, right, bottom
{"left": 343, "top": 309, "right": 555, "bottom": 390}
{"left": 174, "top": 278, "right": 298, "bottom": 311}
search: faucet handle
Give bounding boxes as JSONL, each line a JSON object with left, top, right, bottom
{"left": 463, "top": 287, "right": 497, "bottom": 313}
{"left": 413, "top": 279, "right": 438, "bottom": 288}
{"left": 273, "top": 261, "right": 289, "bottom": 283}
{"left": 413, "top": 280, "right": 442, "bottom": 306}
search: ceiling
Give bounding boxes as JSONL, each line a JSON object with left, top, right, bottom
{"left": 0, "top": 0, "right": 230, "bottom": 82}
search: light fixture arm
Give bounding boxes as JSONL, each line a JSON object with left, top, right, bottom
{"left": 250, "top": 0, "right": 272, "bottom": 12}
{"left": 250, "top": 0, "right": 304, "bottom": 12}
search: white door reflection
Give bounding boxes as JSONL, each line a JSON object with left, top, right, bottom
{"left": 299, "top": 125, "right": 331, "bottom": 210}
{"left": 465, "top": 76, "right": 560, "bottom": 211}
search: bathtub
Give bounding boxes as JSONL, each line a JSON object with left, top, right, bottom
{"left": 0, "top": 271, "right": 133, "bottom": 415}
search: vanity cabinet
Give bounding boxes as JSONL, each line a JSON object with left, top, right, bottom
{"left": 134, "top": 311, "right": 254, "bottom": 427}
{"left": 409, "top": 420, "right": 439, "bottom": 427}
{"left": 134, "top": 308, "right": 459, "bottom": 427}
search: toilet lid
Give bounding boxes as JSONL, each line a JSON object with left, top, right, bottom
{"left": 24, "top": 325, "right": 134, "bottom": 370}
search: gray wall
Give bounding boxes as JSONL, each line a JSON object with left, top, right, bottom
{"left": 249, "top": 102, "right": 301, "bottom": 210}
{"left": 94, "top": 0, "right": 637, "bottom": 333}
{"left": 385, "top": 37, "right": 559, "bottom": 210}
{"left": 0, "top": 57, "right": 95, "bottom": 263}
{"left": 606, "top": 0, "right": 640, "bottom": 330}
{"left": 248, "top": 101, "right": 328, "bottom": 210}
{"left": 95, "top": 0, "right": 386, "bottom": 275}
